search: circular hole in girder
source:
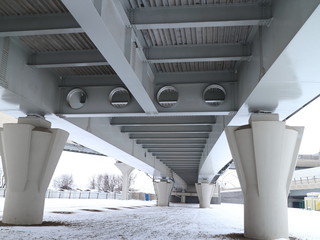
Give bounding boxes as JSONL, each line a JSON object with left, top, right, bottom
{"left": 157, "top": 86, "right": 178, "bottom": 108}
{"left": 109, "top": 87, "right": 131, "bottom": 108}
{"left": 203, "top": 84, "right": 226, "bottom": 106}
{"left": 66, "top": 88, "right": 87, "bottom": 109}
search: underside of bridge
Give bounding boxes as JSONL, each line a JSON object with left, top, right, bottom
{"left": 0, "top": 0, "right": 319, "bottom": 200}
{"left": 0, "top": 0, "right": 320, "bottom": 189}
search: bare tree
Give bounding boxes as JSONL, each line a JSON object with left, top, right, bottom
{"left": 89, "top": 173, "right": 123, "bottom": 192}
{"left": 88, "top": 175, "right": 96, "bottom": 189}
{"left": 53, "top": 174, "right": 74, "bottom": 190}
{"left": 89, "top": 172, "right": 137, "bottom": 192}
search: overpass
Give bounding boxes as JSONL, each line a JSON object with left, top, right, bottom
{"left": 0, "top": 0, "right": 319, "bottom": 239}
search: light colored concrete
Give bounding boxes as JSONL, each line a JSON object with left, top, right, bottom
{"left": 225, "top": 113, "right": 304, "bottom": 240}
{"left": 0, "top": 116, "right": 69, "bottom": 225}
{"left": 153, "top": 180, "right": 173, "bottom": 206}
{"left": 115, "top": 161, "right": 134, "bottom": 200}
{"left": 195, "top": 183, "right": 216, "bottom": 208}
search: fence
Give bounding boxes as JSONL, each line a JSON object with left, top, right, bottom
{"left": 46, "top": 190, "right": 123, "bottom": 200}
{"left": 0, "top": 188, "right": 155, "bottom": 201}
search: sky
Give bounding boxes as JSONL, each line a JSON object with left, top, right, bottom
{"left": 51, "top": 151, "right": 155, "bottom": 193}
{"left": 286, "top": 96, "right": 320, "bottom": 154}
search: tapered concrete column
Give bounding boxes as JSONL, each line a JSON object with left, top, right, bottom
{"left": 181, "top": 190, "right": 186, "bottom": 203}
{"left": 115, "top": 161, "right": 134, "bottom": 200}
{"left": 195, "top": 183, "right": 216, "bottom": 208}
{"left": 225, "top": 114, "right": 303, "bottom": 240}
{"left": 0, "top": 116, "right": 69, "bottom": 225}
{"left": 153, "top": 180, "right": 173, "bottom": 206}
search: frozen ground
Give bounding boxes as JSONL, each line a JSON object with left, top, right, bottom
{"left": 0, "top": 198, "right": 319, "bottom": 240}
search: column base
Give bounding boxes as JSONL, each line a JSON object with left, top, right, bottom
{"left": 2, "top": 191, "right": 46, "bottom": 225}
{"left": 154, "top": 180, "right": 173, "bottom": 206}
{"left": 195, "top": 183, "right": 215, "bottom": 208}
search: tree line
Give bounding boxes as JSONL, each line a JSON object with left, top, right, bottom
{"left": 53, "top": 172, "right": 135, "bottom": 192}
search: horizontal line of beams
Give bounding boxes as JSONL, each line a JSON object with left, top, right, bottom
{"left": 130, "top": 133, "right": 209, "bottom": 139}
{"left": 148, "top": 148, "right": 203, "bottom": 153}
{"left": 161, "top": 160, "right": 200, "bottom": 162}
{"left": 165, "top": 162, "right": 199, "bottom": 165}
{"left": 145, "top": 44, "right": 251, "bottom": 63}
{"left": 136, "top": 139, "right": 207, "bottom": 144}
{"left": 158, "top": 156, "right": 201, "bottom": 159}
{"left": 28, "top": 44, "right": 250, "bottom": 69}
{"left": 142, "top": 144, "right": 205, "bottom": 148}
{"left": 0, "top": 3, "right": 272, "bottom": 37}
{"left": 28, "top": 50, "right": 108, "bottom": 68}
{"left": 0, "top": 14, "right": 82, "bottom": 37}
{"left": 121, "top": 125, "right": 212, "bottom": 133}
{"left": 159, "top": 156, "right": 201, "bottom": 159}
{"left": 155, "top": 71, "right": 236, "bottom": 85}
{"left": 60, "top": 75, "right": 123, "bottom": 87}
{"left": 130, "top": 4, "right": 272, "bottom": 29}
{"left": 112, "top": 116, "right": 216, "bottom": 126}
{"left": 60, "top": 72, "right": 235, "bottom": 88}
{"left": 166, "top": 166, "right": 199, "bottom": 168}
{"left": 153, "top": 152, "right": 202, "bottom": 157}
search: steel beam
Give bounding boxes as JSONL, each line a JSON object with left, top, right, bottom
{"left": 165, "top": 164, "right": 199, "bottom": 166}
{"left": 59, "top": 71, "right": 235, "bottom": 87}
{"left": 142, "top": 144, "right": 205, "bottom": 148}
{"left": 29, "top": 43, "right": 249, "bottom": 67}
{"left": 165, "top": 165, "right": 199, "bottom": 167}
{"left": 160, "top": 158, "right": 201, "bottom": 161}
{"left": 130, "top": 4, "right": 272, "bottom": 29}
{"left": 0, "top": 14, "right": 82, "bottom": 37}
{"left": 130, "top": 133, "right": 209, "bottom": 139}
{"left": 145, "top": 44, "right": 251, "bottom": 63}
{"left": 153, "top": 152, "right": 202, "bottom": 157}
{"left": 62, "top": 0, "right": 158, "bottom": 114}
{"left": 136, "top": 139, "right": 207, "bottom": 144}
{"left": 121, "top": 125, "right": 212, "bottom": 133}
{"left": 155, "top": 71, "right": 236, "bottom": 85}
{"left": 28, "top": 50, "right": 108, "bottom": 68}
{"left": 111, "top": 116, "right": 216, "bottom": 126}
{"left": 148, "top": 148, "right": 204, "bottom": 153}
{"left": 60, "top": 75, "right": 123, "bottom": 87}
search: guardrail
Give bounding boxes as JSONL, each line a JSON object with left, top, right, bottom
{"left": 291, "top": 176, "right": 320, "bottom": 190}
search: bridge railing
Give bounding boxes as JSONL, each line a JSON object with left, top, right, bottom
{"left": 291, "top": 175, "right": 320, "bottom": 190}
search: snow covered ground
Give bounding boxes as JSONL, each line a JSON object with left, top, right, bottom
{"left": 0, "top": 198, "right": 319, "bottom": 240}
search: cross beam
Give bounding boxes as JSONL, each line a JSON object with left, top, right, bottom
{"left": 130, "top": 4, "right": 272, "bottom": 29}
{"left": 0, "top": 14, "right": 82, "bottom": 37}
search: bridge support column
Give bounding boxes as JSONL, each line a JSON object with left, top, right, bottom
{"left": 225, "top": 113, "right": 303, "bottom": 240}
{"left": 153, "top": 179, "right": 173, "bottom": 206}
{"left": 195, "top": 182, "right": 216, "bottom": 208}
{"left": 0, "top": 116, "right": 69, "bottom": 225}
{"left": 115, "top": 161, "right": 134, "bottom": 200}
{"left": 181, "top": 190, "right": 186, "bottom": 203}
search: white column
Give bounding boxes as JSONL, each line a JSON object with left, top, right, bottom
{"left": 153, "top": 180, "right": 173, "bottom": 206}
{"left": 225, "top": 113, "right": 303, "bottom": 240}
{"left": 0, "top": 116, "right": 69, "bottom": 225}
{"left": 181, "top": 190, "right": 186, "bottom": 203}
{"left": 195, "top": 182, "right": 216, "bottom": 208}
{"left": 115, "top": 161, "right": 134, "bottom": 200}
